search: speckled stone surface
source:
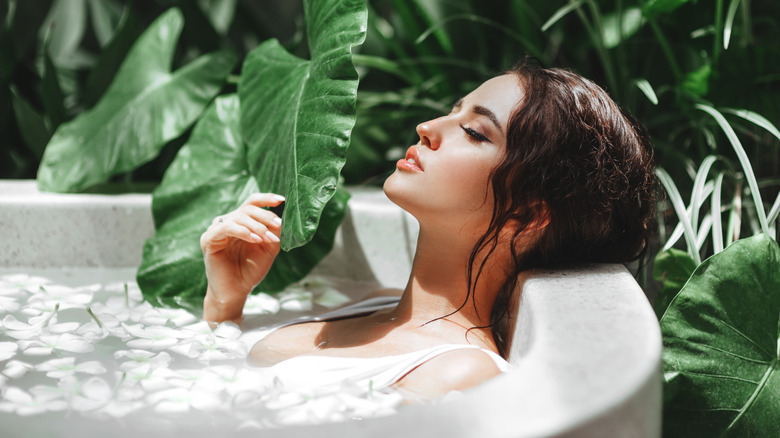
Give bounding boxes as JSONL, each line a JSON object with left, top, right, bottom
{"left": 0, "top": 180, "right": 661, "bottom": 438}
{"left": 0, "top": 181, "right": 154, "bottom": 268}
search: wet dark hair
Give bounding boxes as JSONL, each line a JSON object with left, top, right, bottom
{"left": 462, "top": 58, "right": 656, "bottom": 357}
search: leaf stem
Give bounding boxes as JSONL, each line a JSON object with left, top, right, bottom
{"left": 87, "top": 307, "right": 104, "bottom": 329}
{"left": 649, "top": 18, "right": 681, "bottom": 81}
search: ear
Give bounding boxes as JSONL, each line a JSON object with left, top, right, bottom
{"left": 502, "top": 201, "right": 550, "bottom": 237}
{"left": 527, "top": 201, "right": 550, "bottom": 232}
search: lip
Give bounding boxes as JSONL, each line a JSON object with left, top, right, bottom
{"left": 400, "top": 146, "right": 423, "bottom": 172}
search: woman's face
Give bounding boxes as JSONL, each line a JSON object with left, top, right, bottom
{"left": 384, "top": 74, "right": 524, "bottom": 233}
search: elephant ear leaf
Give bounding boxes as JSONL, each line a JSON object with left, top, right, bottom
{"left": 37, "top": 8, "right": 237, "bottom": 193}
{"left": 239, "top": 0, "right": 367, "bottom": 251}
{"left": 137, "top": 95, "right": 350, "bottom": 310}
{"left": 137, "top": 94, "right": 255, "bottom": 310}
{"left": 661, "top": 234, "right": 780, "bottom": 438}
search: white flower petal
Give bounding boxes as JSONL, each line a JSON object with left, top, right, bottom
{"left": 213, "top": 322, "right": 241, "bottom": 340}
{"left": 0, "top": 342, "right": 18, "bottom": 361}
{"left": 2, "top": 386, "right": 33, "bottom": 404}
{"left": 36, "top": 357, "right": 76, "bottom": 377}
{"left": 76, "top": 361, "right": 107, "bottom": 375}
{"left": 48, "top": 321, "right": 82, "bottom": 334}
{"left": 81, "top": 377, "right": 112, "bottom": 400}
{"left": 314, "top": 288, "right": 351, "bottom": 308}
{"left": 243, "top": 293, "right": 280, "bottom": 315}
{"left": 54, "top": 334, "right": 95, "bottom": 353}
{"left": 0, "top": 296, "right": 20, "bottom": 313}
{"left": 2, "top": 314, "right": 35, "bottom": 331}
{"left": 3, "top": 360, "right": 33, "bottom": 379}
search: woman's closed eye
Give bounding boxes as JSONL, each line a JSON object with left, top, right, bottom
{"left": 461, "top": 125, "right": 491, "bottom": 144}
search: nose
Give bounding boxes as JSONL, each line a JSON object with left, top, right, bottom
{"left": 416, "top": 118, "right": 442, "bottom": 150}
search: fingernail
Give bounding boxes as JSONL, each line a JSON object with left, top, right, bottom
{"left": 273, "top": 217, "right": 282, "bottom": 225}
{"left": 250, "top": 233, "right": 262, "bottom": 243}
{"left": 274, "top": 195, "right": 286, "bottom": 202}
{"left": 265, "top": 231, "right": 280, "bottom": 242}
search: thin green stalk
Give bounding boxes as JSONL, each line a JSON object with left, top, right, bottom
{"left": 657, "top": 167, "right": 702, "bottom": 264}
{"left": 573, "top": 2, "right": 618, "bottom": 95}
{"left": 740, "top": 0, "right": 752, "bottom": 46}
{"left": 696, "top": 103, "right": 769, "bottom": 234}
{"left": 723, "top": 0, "right": 743, "bottom": 49}
{"left": 615, "top": 0, "right": 628, "bottom": 88}
{"left": 351, "top": 54, "right": 414, "bottom": 83}
{"left": 713, "top": 0, "right": 724, "bottom": 66}
{"left": 662, "top": 181, "right": 714, "bottom": 251}
{"left": 726, "top": 180, "right": 743, "bottom": 242}
{"left": 86, "top": 307, "right": 104, "bottom": 329}
{"left": 416, "top": 13, "right": 544, "bottom": 60}
{"left": 691, "top": 155, "right": 719, "bottom": 236}
{"left": 648, "top": 18, "right": 681, "bottom": 81}
{"left": 712, "top": 172, "right": 726, "bottom": 252}
{"left": 768, "top": 192, "right": 780, "bottom": 225}
{"left": 541, "top": 0, "right": 586, "bottom": 31}
{"left": 696, "top": 214, "right": 713, "bottom": 249}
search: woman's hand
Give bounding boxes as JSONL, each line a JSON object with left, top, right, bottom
{"left": 201, "top": 193, "right": 285, "bottom": 324}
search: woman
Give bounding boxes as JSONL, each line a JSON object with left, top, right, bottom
{"left": 200, "top": 59, "right": 656, "bottom": 402}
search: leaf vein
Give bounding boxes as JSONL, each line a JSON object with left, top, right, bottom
{"left": 696, "top": 343, "right": 773, "bottom": 365}
{"left": 715, "top": 319, "right": 774, "bottom": 358}
{"left": 722, "top": 358, "right": 778, "bottom": 436}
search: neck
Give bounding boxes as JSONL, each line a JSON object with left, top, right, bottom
{"left": 390, "top": 223, "right": 506, "bottom": 335}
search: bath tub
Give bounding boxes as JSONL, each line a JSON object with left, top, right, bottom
{"left": 0, "top": 180, "right": 661, "bottom": 437}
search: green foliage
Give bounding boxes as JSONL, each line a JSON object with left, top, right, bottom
{"left": 37, "top": 9, "right": 237, "bottom": 192}
{"left": 136, "top": 95, "right": 350, "bottom": 310}
{"left": 138, "top": 0, "right": 366, "bottom": 309}
{"left": 239, "top": 0, "right": 366, "bottom": 250}
{"left": 652, "top": 248, "right": 696, "bottom": 319}
{"left": 661, "top": 234, "right": 780, "bottom": 437}
{"left": 1, "top": 4, "right": 778, "bottom": 434}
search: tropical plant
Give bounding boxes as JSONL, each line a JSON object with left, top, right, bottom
{"left": 660, "top": 233, "right": 780, "bottom": 437}
{"left": 4, "top": 0, "right": 779, "bottom": 317}
{"left": 3, "top": 0, "right": 366, "bottom": 310}
{"left": 138, "top": 0, "right": 366, "bottom": 309}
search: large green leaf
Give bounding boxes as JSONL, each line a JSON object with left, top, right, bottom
{"left": 652, "top": 248, "right": 697, "bottom": 319}
{"left": 137, "top": 95, "right": 349, "bottom": 311}
{"left": 82, "top": 6, "right": 140, "bottom": 108}
{"left": 661, "top": 234, "right": 780, "bottom": 437}
{"left": 36, "top": 8, "right": 237, "bottom": 193}
{"left": 239, "top": 0, "right": 367, "bottom": 250}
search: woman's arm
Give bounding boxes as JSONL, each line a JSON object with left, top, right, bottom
{"left": 201, "top": 193, "right": 285, "bottom": 326}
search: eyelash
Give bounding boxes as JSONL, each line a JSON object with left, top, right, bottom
{"left": 460, "top": 125, "right": 490, "bottom": 143}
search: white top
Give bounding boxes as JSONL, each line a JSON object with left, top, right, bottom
{"left": 241, "top": 296, "right": 511, "bottom": 391}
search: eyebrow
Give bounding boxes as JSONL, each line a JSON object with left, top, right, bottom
{"left": 453, "top": 98, "right": 503, "bottom": 134}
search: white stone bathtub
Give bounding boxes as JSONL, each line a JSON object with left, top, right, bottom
{"left": 0, "top": 180, "right": 661, "bottom": 437}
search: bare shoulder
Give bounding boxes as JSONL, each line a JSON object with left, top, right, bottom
{"left": 364, "top": 288, "right": 403, "bottom": 299}
{"left": 393, "top": 348, "right": 502, "bottom": 401}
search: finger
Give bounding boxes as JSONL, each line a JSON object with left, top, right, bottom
{"left": 232, "top": 213, "right": 280, "bottom": 244}
{"left": 201, "top": 219, "right": 263, "bottom": 252}
{"left": 242, "top": 192, "right": 286, "bottom": 209}
{"left": 240, "top": 205, "right": 282, "bottom": 231}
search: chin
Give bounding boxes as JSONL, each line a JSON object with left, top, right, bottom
{"left": 382, "top": 170, "right": 404, "bottom": 207}
{"left": 383, "top": 171, "right": 417, "bottom": 213}
{"left": 383, "top": 171, "right": 434, "bottom": 223}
